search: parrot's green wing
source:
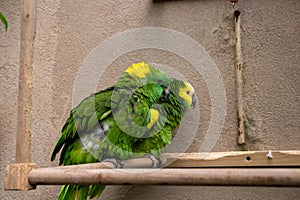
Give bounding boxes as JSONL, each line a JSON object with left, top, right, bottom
{"left": 51, "top": 87, "right": 113, "bottom": 163}
{"left": 132, "top": 78, "right": 196, "bottom": 158}
{"left": 51, "top": 62, "right": 170, "bottom": 163}
{"left": 51, "top": 62, "right": 170, "bottom": 200}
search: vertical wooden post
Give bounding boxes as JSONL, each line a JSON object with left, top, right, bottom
{"left": 234, "top": 10, "right": 245, "bottom": 145}
{"left": 16, "top": 0, "right": 36, "bottom": 163}
{"left": 4, "top": 0, "right": 37, "bottom": 191}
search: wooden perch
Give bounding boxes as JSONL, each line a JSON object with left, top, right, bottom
{"left": 4, "top": 157, "right": 155, "bottom": 190}
{"left": 28, "top": 168, "right": 300, "bottom": 187}
{"left": 5, "top": 151, "right": 300, "bottom": 190}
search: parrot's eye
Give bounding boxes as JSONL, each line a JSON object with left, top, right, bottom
{"left": 186, "top": 90, "right": 190, "bottom": 95}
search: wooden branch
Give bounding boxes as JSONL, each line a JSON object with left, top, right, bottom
{"left": 28, "top": 168, "right": 300, "bottom": 186}
{"left": 16, "top": 0, "right": 36, "bottom": 163}
{"left": 234, "top": 10, "right": 246, "bottom": 145}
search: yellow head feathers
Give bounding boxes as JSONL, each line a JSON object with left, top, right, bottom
{"left": 178, "top": 82, "right": 195, "bottom": 107}
{"left": 125, "top": 62, "right": 150, "bottom": 79}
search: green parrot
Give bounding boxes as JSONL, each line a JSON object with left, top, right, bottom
{"left": 51, "top": 62, "right": 170, "bottom": 200}
{"left": 132, "top": 78, "right": 196, "bottom": 161}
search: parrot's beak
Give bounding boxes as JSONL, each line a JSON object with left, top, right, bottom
{"left": 191, "top": 93, "right": 197, "bottom": 109}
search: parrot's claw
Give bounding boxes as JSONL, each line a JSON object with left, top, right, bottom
{"left": 102, "top": 158, "right": 124, "bottom": 168}
{"left": 145, "top": 154, "right": 165, "bottom": 168}
{"left": 118, "top": 159, "right": 125, "bottom": 168}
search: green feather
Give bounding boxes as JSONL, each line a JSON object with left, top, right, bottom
{"left": 88, "top": 185, "right": 106, "bottom": 198}
{"left": 0, "top": 12, "right": 8, "bottom": 31}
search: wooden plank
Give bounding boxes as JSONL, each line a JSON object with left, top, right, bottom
{"left": 28, "top": 168, "right": 300, "bottom": 186}
{"left": 42, "top": 151, "right": 300, "bottom": 169}
{"left": 4, "top": 163, "right": 37, "bottom": 190}
{"left": 16, "top": 0, "right": 36, "bottom": 163}
{"left": 4, "top": 0, "right": 36, "bottom": 191}
{"left": 50, "top": 157, "right": 155, "bottom": 169}
{"left": 165, "top": 151, "right": 300, "bottom": 167}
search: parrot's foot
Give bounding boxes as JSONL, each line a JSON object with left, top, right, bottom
{"left": 144, "top": 154, "right": 166, "bottom": 168}
{"left": 102, "top": 158, "right": 125, "bottom": 168}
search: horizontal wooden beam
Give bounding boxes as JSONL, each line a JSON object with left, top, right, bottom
{"left": 4, "top": 158, "right": 155, "bottom": 190}
{"left": 28, "top": 168, "right": 300, "bottom": 186}
{"left": 5, "top": 151, "right": 300, "bottom": 190}
{"left": 27, "top": 151, "right": 300, "bottom": 187}
{"left": 165, "top": 151, "right": 300, "bottom": 167}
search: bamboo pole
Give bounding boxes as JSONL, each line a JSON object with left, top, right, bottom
{"left": 28, "top": 168, "right": 300, "bottom": 186}
{"left": 234, "top": 10, "right": 246, "bottom": 144}
{"left": 16, "top": 0, "right": 36, "bottom": 163}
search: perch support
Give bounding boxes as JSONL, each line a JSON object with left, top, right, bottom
{"left": 234, "top": 10, "right": 246, "bottom": 144}
{"left": 16, "top": 0, "right": 36, "bottom": 163}
{"left": 4, "top": 0, "right": 36, "bottom": 191}
{"left": 5, "top": 163, "right": 37, "bottom": 190}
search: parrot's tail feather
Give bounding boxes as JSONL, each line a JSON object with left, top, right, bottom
{"left": 89, "top": 185, "right": 106, "bottom": 199}
{"left": 58, "top": 185, "right": 106, "bottom": 200}
{"left": 51, "top": 117, "right": 75, "bottom": 162}
{"left": 78, "top": 186, "right": 89, "bottom": 200}
{"left": 58, "top": 185, "right": 76, "bottom": 200}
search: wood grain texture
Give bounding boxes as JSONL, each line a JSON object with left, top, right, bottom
{"left": 166, "top": 151, "right": 300, "bottom": 167}
{"left": 28, "top": 168, "right": 300, "bottom": 186}
{"left": 4, "top": 163, "right": 37, "bottom": 190}
{"left": 5, "top": 151, "right": 300, "bottom": 190}
{"left": 16, "top": 0, "right": 36, "bottom": 163}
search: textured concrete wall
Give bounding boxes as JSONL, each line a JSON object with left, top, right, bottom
{"left": 1, "top": 0, "right": 299, "bottom": 199}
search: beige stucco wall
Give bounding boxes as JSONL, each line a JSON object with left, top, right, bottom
{"left": 1, "top": 0, "right": 299, "bottom": 199}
